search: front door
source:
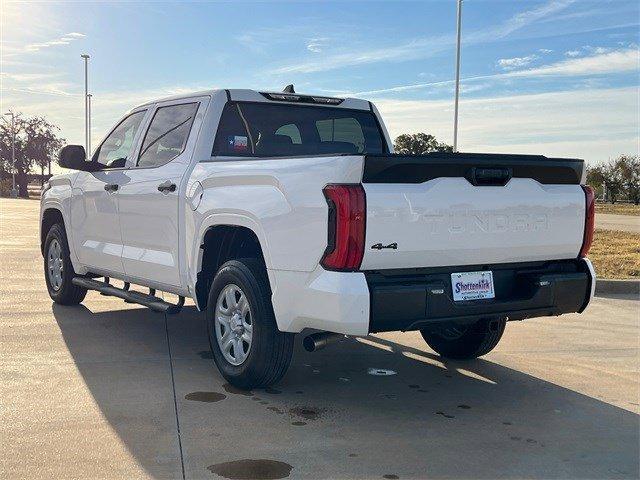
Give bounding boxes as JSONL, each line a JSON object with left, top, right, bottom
{"left": 117, "top": 100, "right": 202, "bottom": 288}
{"left": 70, "top": 110, "right": 148, "bottom": 275}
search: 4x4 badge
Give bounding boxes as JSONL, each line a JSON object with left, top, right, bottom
{"left": 371, "top": 242, "right": 397, "bottom": 250}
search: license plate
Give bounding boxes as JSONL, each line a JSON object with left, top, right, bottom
{"left": 451, "top": 271, "right": 495, "bottom": 301}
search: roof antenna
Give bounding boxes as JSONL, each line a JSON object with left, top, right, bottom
{"left": 283, "top": 84, "right": 295, "bottom": 93}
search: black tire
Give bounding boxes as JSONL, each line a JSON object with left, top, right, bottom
{"left": 420, "top": 318, "right": 506, "bottom": 360}
{"left": 206, "top": 258, "right": 294, "bottom": 389}
{"left": 43, "top": 223, "right": 87, "bottom": 305}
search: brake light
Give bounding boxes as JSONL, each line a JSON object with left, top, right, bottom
{"left": 321, "top": 184, "right": 366, "bottom": 271}
{"left": 260, "top": 92, "right": 344, "bottom": 105}
{"left": 579, "top": 185, "right": 595, "bottom": 257}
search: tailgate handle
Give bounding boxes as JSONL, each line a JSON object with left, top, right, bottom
{"left": 467, "top": 167, "right": 512, "bottom": 186}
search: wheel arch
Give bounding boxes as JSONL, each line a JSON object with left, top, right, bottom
{"left": 41, "top": 206, "right": 66, "bottom": 255}
{"left": 194, "top": 220, "right": 270, "bottom": 311}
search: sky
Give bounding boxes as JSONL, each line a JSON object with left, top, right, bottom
{"left": 1, "top": 0, "right": 639, "bottom": 166}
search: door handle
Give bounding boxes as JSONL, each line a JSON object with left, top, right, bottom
{"left": 157, "top": 181, "right": 177, "bottom": 194}
{"left": 466, "top": 167, "right": 512, "bottom": 186}
{"left": 104, "top": 183, "right": 119, "bottom": 192}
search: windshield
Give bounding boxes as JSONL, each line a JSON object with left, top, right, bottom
{"left": 213, "top": 102, "right": 386, "bottom": 157}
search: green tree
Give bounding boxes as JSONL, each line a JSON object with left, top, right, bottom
{"left": 393, "top": 133, "right": 453, "bottom": 155}
{"left": 616, "top": 154, "right": 640, "bottom": 205}
{"left": 601, "top": 160, "right": 625, "bottom": 204}
{"left": 586, "top": 165, "right": 606, "bottom": 199}
{"left": 587, "top": 155, "right": 638, "bottom": 204}
{"left": 0, "top": 112, "right": 65, "bottom": 197}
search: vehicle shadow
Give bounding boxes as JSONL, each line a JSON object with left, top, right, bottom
{"left": 53, "top": 304, "right": 639, "bottom": 480}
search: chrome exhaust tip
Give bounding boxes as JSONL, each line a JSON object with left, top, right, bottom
{"left": 303, "top": 332, "right": 344, "bottom": 352}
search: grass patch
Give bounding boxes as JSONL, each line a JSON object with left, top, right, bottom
{"left": 595, "top": 203, "right": 640, "bottom": 216}
{"left": 589, "top": 229, "right": 640, "bottom": 279}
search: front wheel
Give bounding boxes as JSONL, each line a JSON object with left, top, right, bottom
{"left": 43, "top": 223, "right": 87, "bottom": 305}
{"left": 420, "top": 318, "right": 506, "bottom": 360}
{"left": 206, "top": 258, "right": 294, "bottom": 389}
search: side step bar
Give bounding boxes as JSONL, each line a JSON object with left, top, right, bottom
{"left": 72, "top": 277, "right": 185, "bottom": 314}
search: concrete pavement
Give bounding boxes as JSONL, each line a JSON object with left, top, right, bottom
{"left": 1, "top": 198, "right": 639, "bottom": 480}
{"left": 596, "top": 213, "right": 640, "bottom": 233}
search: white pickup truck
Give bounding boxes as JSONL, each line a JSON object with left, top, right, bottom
{"left": 41, "top": 87, "right": 596, "bottom": 388}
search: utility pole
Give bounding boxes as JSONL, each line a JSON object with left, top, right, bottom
{"left": 81, "top": 54, "right": 90, "bottom": 157}
{"left": 453, "top": 0, "right": 463, "bottom": 153}
{"left": 87, "top": 93, "right": 92, "bottom": 157}
{"left": 3, "top": 111, "right": 17, "bottom": 197}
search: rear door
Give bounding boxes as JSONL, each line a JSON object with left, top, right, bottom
{"left": 360, "top": 154, "right": 586, "bottom": 270}
{"left": 117, "top": 98, "right": 205, "bottom": 288}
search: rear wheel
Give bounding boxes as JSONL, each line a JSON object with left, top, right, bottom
{"left": 44, "top": 223, "right": 87, "bottom": 305}
{"left": 206, "top": 258, "right": 294, "bottom": 389}
{"left": 420, "top": 318, "right": 506, "bottom": 359}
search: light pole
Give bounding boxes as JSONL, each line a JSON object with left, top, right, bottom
{"left": 3, "top": 112, "right": 17, "bottom": 198}
{"left": 453, "top": 0, "right": 463, "bottom": 153}
{"left": 87, "top": 93, "right": 92, "bottom": 157}
{"left": 81, "top": 54, "right": 90, "bottom": 156}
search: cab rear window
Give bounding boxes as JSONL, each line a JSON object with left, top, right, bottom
{"left": 213, "top": 102, "right": 386, "bottom": 157}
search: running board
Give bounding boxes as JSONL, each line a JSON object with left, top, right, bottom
{"left": 72, "top": 277, "right": 185, "bottom": 314}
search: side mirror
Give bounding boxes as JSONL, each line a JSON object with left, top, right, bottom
{"left": 59, "top": 145, "right": 98, "bottom": 171}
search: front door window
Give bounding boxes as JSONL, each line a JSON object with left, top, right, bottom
{"left": 93, "top": 111, "right": 146, "bottom": 168}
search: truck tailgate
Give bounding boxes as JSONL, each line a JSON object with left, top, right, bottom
{"left": 360, "top": 153, "right": 586, "bottom": 270}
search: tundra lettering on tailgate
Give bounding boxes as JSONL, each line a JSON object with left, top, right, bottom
{"left": 419, "top": 210, "right": 549, "bottom": 234}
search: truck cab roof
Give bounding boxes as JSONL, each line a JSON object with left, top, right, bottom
{"left": 132, "top": 88, "right": 372, "bottom": 111}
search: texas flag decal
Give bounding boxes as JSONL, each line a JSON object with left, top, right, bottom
{"left": 227, "top": 135, "right": 248, "bottom": 152}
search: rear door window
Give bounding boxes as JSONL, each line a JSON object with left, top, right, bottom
{"left": 138, "top": 103, "right": 198, "bottom": 168}
{"left": 212, "top": 102, "right": 385, "bottom": 157}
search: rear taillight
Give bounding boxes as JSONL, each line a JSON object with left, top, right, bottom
{"left": 579, "top": 185, "right": 595, "bottom": 257}
{"left": 321, "top": 184, "right": 366, "bottom": 271}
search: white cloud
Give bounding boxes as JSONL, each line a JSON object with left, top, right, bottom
{"left": 564, "top": 45, "right": 613, "bottom": 58}
{"left": 307, "top": 38, "right": 328, "bottom": 53}
{"left": 583, "top": 45, "right": 611, "bottom": 55}
{"left": 23, "top": 32, "right": 85, "bottom": 52}
{"left": 497, "top": 55, "right": 538, "bottom": 71}
{"left": 270, "top": 0, "right": 575, "bottom": 74}
{"left": 1, "top": 70, "right": 76, "bottom": 97}
{"left": 7, "top": 84, "right": 76, "bottom": 97}
{"left": 353, "top": 47, "right": 639, "bottom": 96}
{"left": 539, "top": 48, "right": 554, "bottom": 54}
{"left": 235, "top": 32, "right": 266, "bottom": 53}
{"left": 476, "top": 0, "right": 575, "bottom": 40}
{"left": 354, "top": 79, "right": 454, "bottom": 97}
{"left": 460, "top": 83, "right": 491, "bottom": 94}
{"left": 375, "top": 87, "right": 638, "bottom": 165}
{"left": 0, "top": 72, "right": 62, "bottom": 82}
{"left": 236, "top": 26, "right": 333, "bottom": 54}
{"left": 509, "top": 47, "right": 638, "bottom": 77}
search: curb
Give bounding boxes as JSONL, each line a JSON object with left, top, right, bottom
{"left": 595, "top": 279, "right": 640, "bottom": 296}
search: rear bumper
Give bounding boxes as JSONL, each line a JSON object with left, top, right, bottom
{"left": 270, "top": 266, "right": 370, "bottom": 336}
{"left": 365, "top": 258, "right": 595, "bottom": 333}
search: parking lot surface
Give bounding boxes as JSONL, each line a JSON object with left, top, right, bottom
{"left": 1, "top": 198, "right": 639, "bottom": 480}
